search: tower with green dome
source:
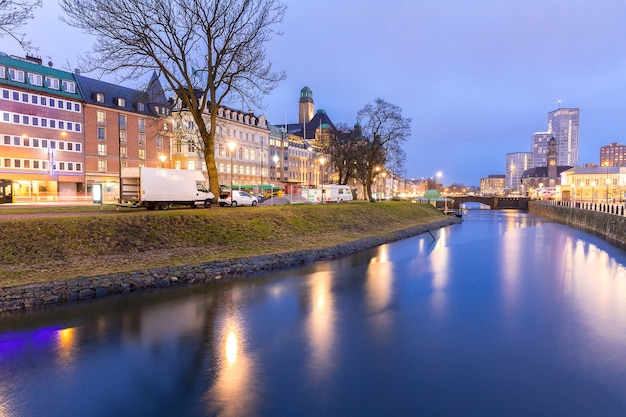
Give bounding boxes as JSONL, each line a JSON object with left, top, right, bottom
{"left": 299, "top": 86, "right": 314, "bottom": 124}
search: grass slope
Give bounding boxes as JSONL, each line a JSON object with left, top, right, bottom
{"left": 0, "top": 202, "right": 444, "bottom": 287}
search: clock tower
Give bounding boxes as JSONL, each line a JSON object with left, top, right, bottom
{"left": 547, "top": 137, "right": 557, "bottom": 185}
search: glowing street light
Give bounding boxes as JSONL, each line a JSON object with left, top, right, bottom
{"left": 228, "top": 142, "right": 237, "bottom": 207}
{"left": 159, "top": 154, "right": 166, "bottom": 168}
{"left": 319, "top": 156, "right": 326, "bottom": 203}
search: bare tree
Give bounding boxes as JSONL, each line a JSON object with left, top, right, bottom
{"left": 60, "top": 0, "right": 286, "bottom": 196}
{"left": 0, "top": 0, "right": 42, "bottom": 50}
{"left": 357, "top": 98, "right": 412, "bottom": 202}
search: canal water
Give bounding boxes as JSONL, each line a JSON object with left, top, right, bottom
{"left": 2, "top": 210, "right": 626, "bottom": 416}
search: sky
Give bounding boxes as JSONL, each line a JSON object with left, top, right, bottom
{"left": 7, "top": 0, "right": 626, "bottom": 185}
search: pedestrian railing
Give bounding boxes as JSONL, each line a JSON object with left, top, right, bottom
{"left": 543, "top": 200, "right": 626, "bottom": 216}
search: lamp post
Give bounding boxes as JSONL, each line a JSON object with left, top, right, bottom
{"left": 604, "top": 161, "right": 610, "bottom": 203}
{"left": 591, "top": 180, "right": 596, "bottom": 204}
{"left": 319, "top": 156, "right": 326, "bottom": 203}
{"left": 228, "top": 142, "right": 236, "bottom": 207}
{"left": 159, "top": 154, "right": 166, "bottom": 168}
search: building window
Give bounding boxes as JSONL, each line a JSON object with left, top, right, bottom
{"left": 97, "top": 110, "right": 106, "bottom": 125}
{"left": 9, "top": 69, "right": 25, "bottom": 82}
{"left": 98, "top": 160, "right": 106, "bottom": 172}
{"left": 188, "top": 160, "right": 195, "bottom": 170}
{"left": 139, "top": 148, "right": 146, "bottom": 159}
{"left": 120, "top": 146, "right": 127, "bottom": 157}
{"left": 0, "top": 67, "right": 4, "bottom": 79}
{"left": 116, "top": 97, "right": 126, "bottom": 107}
{"left": 74, "top": 103, "right": 80, "bottom": 112}
{"left": 120, "top": 130, "right": 127, "bottom": 143}
{"left": 75, "top": 144, "right": 81, "bottom": 152}
{"left": 31, "top": 95, "right": 38, "bottom": 104}
{"left": 97, "top": 127, "right": 105, "bottom": 140}
{"left": 21, "top": 93, "right": 28, "bottom": 102}
{"left": 137, "top": 102, "right": 145, "bottom": 111}
{"left": 45, "top": 76, "right": 60, "bottom": 89}
{"left": 97, "top": 143, "right": 106, "bottom": 156}
{"left": 119, "top": 114, "right": 127, "bottom": 129}
{"left": 138, "top": 133, "right": 145, "bottom": 145}
{"left": 95, "top": 93, "right": 104, "bottom": 103}
{"left": 156, "top": 136, "right": 162, "bottom": 147}
{"left": 75, "top": 163, "right": 82, "bottom": 171}
{"left": 28, "top": 73, "right": 43, "bottom": 86}
{"left": 62, "top": 80, "right": 76, "bottom": 93}
{"left": 138, "top": 118, "right": 145, "bottom": 132}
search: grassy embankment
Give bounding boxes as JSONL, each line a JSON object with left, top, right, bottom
{"left": 0, "top": 201, "right": 445, "bottom": 287}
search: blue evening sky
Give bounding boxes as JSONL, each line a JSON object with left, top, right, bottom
{"left": 7, "top": 0, "right": 626, "bottom": 185}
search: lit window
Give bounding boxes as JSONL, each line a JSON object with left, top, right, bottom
{"left": 139, "top": 148, "right": 146, "bottom": 159}
{"left": 98, "top": 160, "right": 106, "bottom": 172}
{"left": 116, "top": 97, "right": 125, "bottom": 107}
{"left": 95, "top": 93, "right": 104, "bottom": 103}
{"left": 97, "top": 110, "right": 106, "bottom": 125}
{"left": 98, "top": 143, "right": 106, "bottom": 156}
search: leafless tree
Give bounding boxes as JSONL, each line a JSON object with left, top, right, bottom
{"left": 60, "top": 0, "right": 286, "bottom": 195}
{"left": 356, "top": 98, "right": 412, "bottom": 201}
{"left": 0, "top": 0, "right": 42, "bottom": 50}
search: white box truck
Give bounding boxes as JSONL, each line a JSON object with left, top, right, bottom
{"left": 120, "top": 167, "right": 214, "bottom": 210}
{"left": 318, "top": 184, "right": 354, "bottom": 203}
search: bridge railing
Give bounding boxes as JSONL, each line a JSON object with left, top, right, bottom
{"left": 542, "top": 200, "right": 626, "bottom": 216}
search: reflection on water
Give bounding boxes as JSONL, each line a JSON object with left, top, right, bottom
{"left": 2, "top": 211, "right": 626, "bottom": 416}
{"left": 305, "top": 270, "right": 336, "bottom": 383}
{"left": 205, "top": 310, "right": 258, "bottom": 417}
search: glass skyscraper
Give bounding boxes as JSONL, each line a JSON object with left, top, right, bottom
{"left": 547, "top": 108, "right": 579, "bottom": 167}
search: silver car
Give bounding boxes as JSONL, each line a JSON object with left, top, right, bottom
{"left": 218, "top": 190, "right": 258, "bottom": 207}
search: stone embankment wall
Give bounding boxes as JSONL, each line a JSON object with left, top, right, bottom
{"left": 529, "top": 201, "right": 626, "bottom": 247}
{"left": 0, "top": 217, "right": 461, "bottom": 312}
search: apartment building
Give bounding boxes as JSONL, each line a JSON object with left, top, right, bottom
{"left": 0, "top": 54, "right": 84, "bottom": 199}
{"left": 74, "top": 72, "right": 170, "bottom": 200}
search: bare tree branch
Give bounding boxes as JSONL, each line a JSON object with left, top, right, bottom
{"left": 0, "top": 0, "right": 42, "bottom": 50}
{"left": 357, "top": 98, "right": 412, "bottom": 201}
{"left": 59, "top": 0, "right": 286, "bottom": 195}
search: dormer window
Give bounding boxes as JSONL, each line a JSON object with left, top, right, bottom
{"left": 9, "top": 68, "right": 25, "bottom": 82}
{"left": 116, "top": 97, "right": 126, "bottom": 107}
{"left": 95, "top": 93, "right": 105, "bottom": 103}
{"left": 62, "top": 80, "right": 76, "bottom": 93}
{"left": 136, "top": 102, "right": 145, "bottom": 111}
{"left": 45, "top": 76, "right": 60, "bottom": 89}
{"left": 0, "top": 66, "right": 5, "bottom": 79}
{"left": 28, "top": 73, "right": 43, "bottom": 86}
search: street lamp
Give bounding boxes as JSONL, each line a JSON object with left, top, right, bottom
{"left": 319, "top": 156, "right": 326, "bottom": 203}
{"left": 228, "top": 141, "right": 237, "bottom": 207}
{"left": 591, "top": 180, "right": 596, "bottom": 204}
{"left": 603, "top": 161, "right": 610, "bottom": 203}
{"left": 159, "top": 154, "right": 166, "bottom": 168}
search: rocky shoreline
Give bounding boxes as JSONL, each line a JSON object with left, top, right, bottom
{"left": 0, "top": 217, "right": 460, "bottom": 312}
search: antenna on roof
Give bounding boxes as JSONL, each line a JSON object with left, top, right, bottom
{"left": 557, "top": 99, "right": 562, "bottom": 109}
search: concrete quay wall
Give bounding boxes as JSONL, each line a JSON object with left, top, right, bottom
{"left": 529, "top": 201, "right": 626, "bottom": 247}
{"left": 0, "top": 217, "right": 461, "bottom": 313}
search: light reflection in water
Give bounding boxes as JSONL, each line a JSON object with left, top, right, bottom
{"left": 306, "top": 270, "right": 336, "bottom": 382}
{"left": 205, "top": 313, "right": 258, "bottom": 417}
{"left": 57, "top": 327, "right": 76, "bottom": 366}
{"left": 428, "top": 227, "right": 450, "bottom": 315}
{"left": 365, "top": 246, "right": 394, "bottom": 337}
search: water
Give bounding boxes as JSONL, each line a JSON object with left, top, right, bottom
{"left": 2, "top": 210, "right": 626, "bottom": 416}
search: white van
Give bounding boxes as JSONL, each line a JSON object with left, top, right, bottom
{"left": 319, "top": 184, "right": 353, "bottom": 203}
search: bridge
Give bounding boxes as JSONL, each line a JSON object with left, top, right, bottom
{"left": 450, "top": 196, "right": 530, "bottom": 210}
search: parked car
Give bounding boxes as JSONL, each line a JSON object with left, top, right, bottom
{"left": 218, "top": 190, "right": 258, "bottom": 207}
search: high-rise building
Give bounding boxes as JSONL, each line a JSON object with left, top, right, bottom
{"left": 505, "top": 152, "right": 531, "bottom": 194}
{"left": 600, "top": 142, "right": 626, "bottom": 166}
{"left": 547, "top": 108, "right": 579, "bottom": 167}
{"left": 530, "top": 132, "right": 552, "bottom": 168}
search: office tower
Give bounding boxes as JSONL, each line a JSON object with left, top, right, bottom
{"left": 505, "top": 152, "right": 531, "bottom": 194}
{"left": 547, "top": 108, "right": 579, "bottom": 167}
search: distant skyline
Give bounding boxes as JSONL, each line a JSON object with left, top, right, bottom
{"left": 6, "top": 0, "right": 626, "bottom": 185}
